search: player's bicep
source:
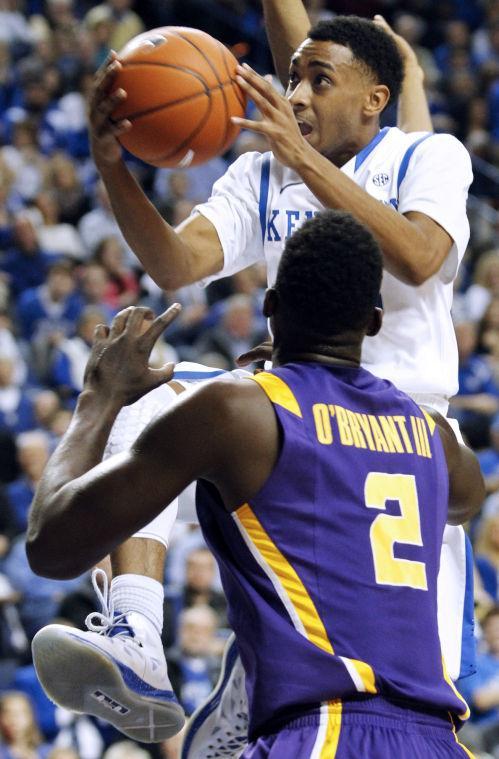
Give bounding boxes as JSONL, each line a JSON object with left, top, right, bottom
{"left": 176, "top": 213, "right": 225, "bottom": 281}
{"left": 404, "top": 210, "right": 454, "bottom": 277}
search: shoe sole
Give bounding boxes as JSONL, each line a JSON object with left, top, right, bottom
{"left": 181, "top": 633, "right": 243, "bottom": 759}
{"left": 32, "top": 626, "right": 185, "bottom": 743}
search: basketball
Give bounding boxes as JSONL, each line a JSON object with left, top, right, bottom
{"left": 111, "top": 27, "right": 246, "bottom": 168}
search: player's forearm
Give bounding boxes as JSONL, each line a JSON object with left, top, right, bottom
{"left": 398, "top": 63, "right": 433, "bottom": 133}
{"left": 26, "top": 391, "right": 122, "bottom": 578}
{"left": 97, "top": 160, "right": 195, "bottom": 290}
{"left": 294, "top": 146, "right": 439, "bottom": 285}
{"left": 262, "top": 0, "right": 310, "bottom": 86}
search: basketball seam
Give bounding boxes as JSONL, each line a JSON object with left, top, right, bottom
{"left": 151, "top": 89, "right": 214, "bottom": 164}
{"left": 170, "top": 30, "right": 230, "bottom": 154}
{"left": 113, "top": 81, "right": 235, "bottom": 122}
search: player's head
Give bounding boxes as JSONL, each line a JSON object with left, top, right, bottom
{"left": 265, "top": 209, "right": 382, "bottom": 355}
{"left": 287, "top": 16, "right": 403, "bottom": 165}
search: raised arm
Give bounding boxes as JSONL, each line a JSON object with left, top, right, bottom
{"left": 261, "top": 0, "right": 310, "bottom": 87}
{"left": 374, "top": 15, "right": 433, "bottom": 133}
{"left": 26, "top": 307, "right": 277, "bottom": 580}
{"left": 89, "top": 56, "right": 224, "bottom": 290}
{"left": 428, "top": 410, "right": 485, "bottom": 525}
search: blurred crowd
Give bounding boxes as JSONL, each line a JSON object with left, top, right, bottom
{"left": 0, "top": 0, "right": 497, "bottom": 757}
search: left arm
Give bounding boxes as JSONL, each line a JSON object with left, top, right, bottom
{"left": 233, "top": 66, "right": 458, "bottom": 286}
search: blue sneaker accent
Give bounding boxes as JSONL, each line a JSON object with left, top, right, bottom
{"left": 68, "top": 634, "right": 178, "bottom": 703}
{"left": 181, "top": 635, "right": 240, "bottom": 759}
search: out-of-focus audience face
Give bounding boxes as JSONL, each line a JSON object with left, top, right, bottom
{"left": 16, "top": 431, "right": 50, "bottom": 482}
{"left": 179, "top": 605, "right": 218, "bottom": 657}
{"left": 186, "top": 548, "right": 216, "bottom": 592}
{"left": 484, "top": 611, "right": 499, "bottom": 656}
{"left": 0, "top": 692, "right": 42, "bottom": 747}
{"left": 456, "top": 321, "right": 478, "bottom": 363}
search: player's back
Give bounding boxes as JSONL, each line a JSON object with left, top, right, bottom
{"left": 196, "top": 362, "right": 469, "bottom": 740}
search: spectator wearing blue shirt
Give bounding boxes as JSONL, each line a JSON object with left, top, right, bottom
{"left": 450, "top": 319, "right": 499, "bottom": 448}
{"left": 460, "top": 607, "right": 499, "bottom": 754}
{"left": 0, "top": 354, "right": 36, "bottom": 436}
{"left": 478, "top": 414, "right": 499, "bottom": 495}
{"left": 4, "top": 431, "right": 50, "bottom": 535}
{"left": 0, "top": 214, "right": 56, "bottom": 299}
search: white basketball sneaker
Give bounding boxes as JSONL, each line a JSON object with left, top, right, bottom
{"left": 32, "top": 569, "right": 185, "bottom": 743}
{"left": 181, "top": 634, "right": 248, "bottom": 759}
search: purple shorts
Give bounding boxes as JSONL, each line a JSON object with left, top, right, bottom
{"left": 243, "top": 697, "right": 474, "bottom": 759}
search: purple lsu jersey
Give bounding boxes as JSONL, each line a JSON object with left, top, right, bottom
{"left": 195, "top": 362, "right": 470, "bottom": 743}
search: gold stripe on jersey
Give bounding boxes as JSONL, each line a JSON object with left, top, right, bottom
{"left": 234, "top": 504, "right": 377, "bottom": 695}
{"left": 310, "top": 701, "right": 342, "bottom": 759}
{"left": 442, "top": 657, "right": 470, "bottom": 720}
{"left": 420, "top": 407, "right": 437, "bottom": 435}
{"left": 235, "top": 503, "right": 331, "bottom": 652}
{"left": 450, "top": 719, "right": 475, "bottom": 758}
{"left": 251, "top": 372, "right": 302, "bottom": 418}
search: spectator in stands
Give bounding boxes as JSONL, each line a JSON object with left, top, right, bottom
{"left": 5, "top": 430, "right": 50, "bottom": 534}
{"left": 0, "top": 354, "right": 36, "bottom": 435}
{"left": 449, "top": 319, "right": 499, "bottom": 448}
{"left": 78, "top": 262, "right": 117, "bottom": 321}
{"left": 1, "top": 213, "right": 55, "bottom": 299}
{"left": 194, "top": 293, "right": 267, "bottom": 368}
{"left": 78, "top": 181, "right": 136, "bottom": 266}
{"left": 51, "top": 307, "right": 107, "bottom": 402}
{"left": 33, "top": 190, "right": 85, "bottom": 260}
{"left": 478, "top": 415, "right": 499, "bottom": 495}
{"left": 102, "top": 742, "right": 151, "bottom": 759}
{"left": 94, "top": 236, "right": 139, "bottom": 310}
{"left": 0, "top": 121, "right": 47, "bottom": 205}
{"left": 460, "top": 606, "right": 499, "bottom": 754}
{"left": 168, "top": 605, "right": 222, "bottom": 716}
{"left": 465, "top": 250, "right": 499, "bottom": 322}
{"left": 0, "top": 691, "right": 52, "bottom": 759}
{"left": 43, "top": 153, "right": 90, "bottom": 227}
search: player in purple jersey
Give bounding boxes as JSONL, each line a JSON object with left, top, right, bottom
{"left": 27, "top": 210, "right": 483, "bottom": 758}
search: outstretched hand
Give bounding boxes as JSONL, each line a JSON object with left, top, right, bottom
{"left": 83, "top": 304, "right": 182, "bottom": 406}
{"left": 236, "top": 339, "right": 273, "bottom": 367}
{"left": 88, "top": 51, "right": 132, "bottom": 167}
{"left": 231, "top": 64, "right": 309, "bottom": 170}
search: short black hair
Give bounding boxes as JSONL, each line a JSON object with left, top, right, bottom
{"left": 275, "top": 210, "right": 382, "bottom": 337}
{"left": 308, "top": 16, "right": 403, "bottom": 106}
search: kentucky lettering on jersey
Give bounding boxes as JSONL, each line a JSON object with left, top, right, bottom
{"left": 195, "top": 363, "right": 469, "bottom": 742}
{"left": 194, "top": 127, "right": 473, "bottom": 401}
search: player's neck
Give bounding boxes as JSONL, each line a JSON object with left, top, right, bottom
{"left": 273, "top": 339, "right": 361, "bottom": 368}
{"left": 325, "top": 123, "right": 382, "bottom": 168}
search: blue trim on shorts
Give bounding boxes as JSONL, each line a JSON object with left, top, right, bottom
{"left": 259, "top": 154, "right": 271, "bottom": 242}
{"left": 458, "top": 534, "right": 477, "bottom": 680}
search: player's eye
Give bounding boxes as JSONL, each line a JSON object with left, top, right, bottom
{"left": 315, "top": 74, "right": 332, "bottom": 87}
{"left": 288, "top": 72, "right": 299, "bottom": 89}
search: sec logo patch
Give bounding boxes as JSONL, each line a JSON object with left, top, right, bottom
{"left": 373, "top": 173, "right": 390, "bottom": 187}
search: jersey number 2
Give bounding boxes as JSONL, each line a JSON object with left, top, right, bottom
{"left": 365, "top": 472, "right": 428, "bottom": 591}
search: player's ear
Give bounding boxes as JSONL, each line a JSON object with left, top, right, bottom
{"left": 366, "top": 306, "right": 383, "bottom": 336}
{"left": 263, "top": 288, "right": 278, "bottom": 318}
{"left": 364, "top": 84, "right": 390, "bottom": 117}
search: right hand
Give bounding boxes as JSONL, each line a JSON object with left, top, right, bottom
{"left": 236, "top": 339, "right": 273, "bottom": 366}
{"left": 88, "top": 51, "right": 132, "bottom": 167}
{"left": 373, "top": 15, "right": 420, "bottom": 69}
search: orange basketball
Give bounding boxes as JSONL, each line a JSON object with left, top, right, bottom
{"left": 111, "top": 27, "right": 246, "bottom": 168}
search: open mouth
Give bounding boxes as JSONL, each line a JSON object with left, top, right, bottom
{"left": 298, "top": 122, "right": 313, "bottom": 137}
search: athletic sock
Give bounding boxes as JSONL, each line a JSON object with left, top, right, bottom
{"left": 110, "top": 574, "right": 164, "bottom": 636}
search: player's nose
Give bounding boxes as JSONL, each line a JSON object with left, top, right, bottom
{"left": 287, "top": 80, "right": 311, "bottom": 109}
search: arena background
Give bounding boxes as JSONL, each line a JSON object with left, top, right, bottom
{"left": 0, "top": 1, "right": 497, "bottom": 757}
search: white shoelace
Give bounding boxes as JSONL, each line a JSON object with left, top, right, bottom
{"left": 85, "top": 568, "right": 133, "bottom": 638}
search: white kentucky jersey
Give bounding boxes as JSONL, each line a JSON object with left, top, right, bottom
{"left": 193, "top": 127, "right": 473, "bottom": 401}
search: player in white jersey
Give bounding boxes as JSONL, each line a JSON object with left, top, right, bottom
{"left": 31, "top": 12, "right": 474, "bottom": 755}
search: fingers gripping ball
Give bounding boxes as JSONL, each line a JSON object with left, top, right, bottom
{"left": 112, "top": 27, "right": 247, "bottom": 168}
